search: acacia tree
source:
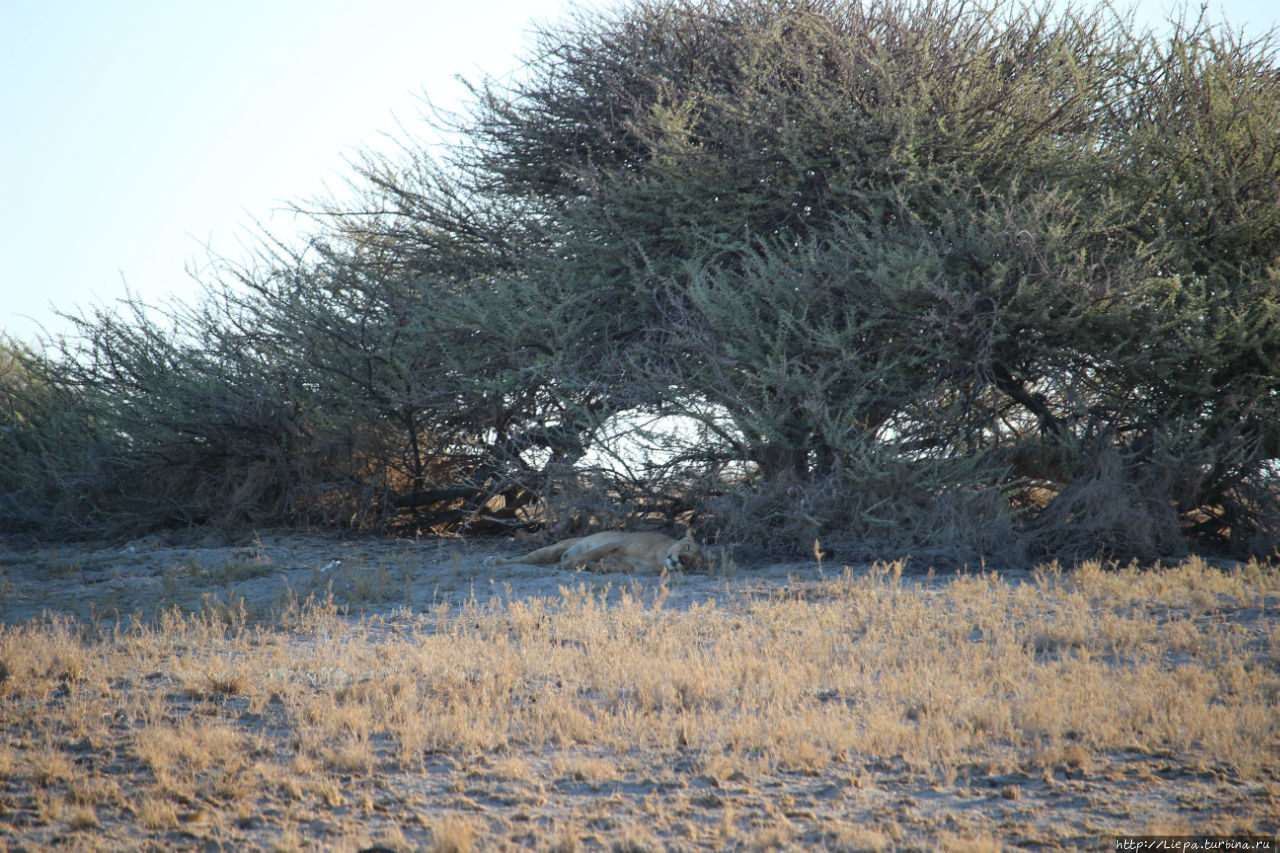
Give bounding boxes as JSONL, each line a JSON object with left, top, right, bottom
{"left": 367, "top": 0, "right": 1276, "bottom": 558}
{"left": 4, "top": 0, "right": 1277, "bottom": 560}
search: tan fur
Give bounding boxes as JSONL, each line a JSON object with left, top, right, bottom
{"left": 487, "top": 530, "right": 706, "bottom": 574}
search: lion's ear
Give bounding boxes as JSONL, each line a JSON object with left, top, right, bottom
{"left": 683, "top": 527, "right": 698, "bottom": 544}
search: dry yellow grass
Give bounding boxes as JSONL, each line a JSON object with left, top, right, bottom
{"left": 0, "top": 554, "right": 1276, "bottom": 850}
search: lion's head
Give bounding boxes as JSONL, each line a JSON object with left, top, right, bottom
{"left": 662, "top": 532, "right": 707, "bottom": 573}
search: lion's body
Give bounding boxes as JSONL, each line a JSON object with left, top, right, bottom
{"left": 488, "top": 531, "right": 705, "bottom": 574}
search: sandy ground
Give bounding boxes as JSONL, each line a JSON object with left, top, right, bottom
{"left": 0, "top": 530, "right": 1275, "bottom": 852}
{"left": 0, "top": 529, "right": 872, "bottom": 627}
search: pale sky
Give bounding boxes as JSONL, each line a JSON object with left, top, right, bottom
{"left": 1, "top": 0, "right": 577, "bottom": 345}
{"left": 2, "top": 0, "right": 1276, "bottom": 347}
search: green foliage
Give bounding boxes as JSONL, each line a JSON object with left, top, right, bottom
{"left": 3, "top": 0, "right": 1278, "bottom": 561}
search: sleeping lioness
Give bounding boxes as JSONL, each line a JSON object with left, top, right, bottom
{"left": 486, "top": 530, "right": 706, "bottom": 574}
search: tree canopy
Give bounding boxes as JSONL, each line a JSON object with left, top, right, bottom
{"left": 4, "top": 0, "right": 1279, "bottom": 563}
